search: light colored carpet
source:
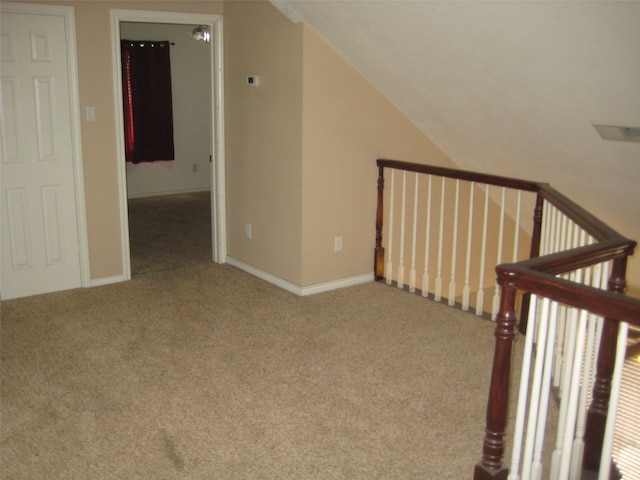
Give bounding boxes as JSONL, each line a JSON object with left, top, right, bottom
{"left": 127, "top": 192, "right": 212, "bottom": 276}
{"left": 0, "top": 263, "right": 512, "bottom": 479}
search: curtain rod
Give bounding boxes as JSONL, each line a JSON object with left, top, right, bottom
{"left": 121, "top": 40, "right": 175, "bottom": 47}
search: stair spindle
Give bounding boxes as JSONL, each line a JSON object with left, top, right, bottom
{"left": 435, "top": 177, "right": 445, "bottom": 301}
{"left": 421, "top": 174, "right": 433, "bottom": 297}
{"left": 491, "top": 187, "right": 506, "bottom": 320}
{"left": 462, "top": 182, "right": 475, "bottom": 311}
{"left": 409, "top": 173, "right": 419, "bottom": 292}
{"left": 448, "top": 179, "right": 460, "bottom": 306}
{"left": 385, "top": 169, "right": 395, "bottom": 285}
{"left": 476, "top": 185, "right": 490, "bottom": 316}
{"left": 397, "top": 171, "right": 407, "bottom": 288}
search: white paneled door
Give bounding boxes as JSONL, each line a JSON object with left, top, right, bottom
{"left": 1, "top": 7, "right": 84, "bottom": 299}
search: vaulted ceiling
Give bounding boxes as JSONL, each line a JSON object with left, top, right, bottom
{"left": 271, "top": 0, "right": 640, "bottom": 244}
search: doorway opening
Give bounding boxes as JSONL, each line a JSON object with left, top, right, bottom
{"left": 110, "top": 10, "right": 226, "bottom": 280}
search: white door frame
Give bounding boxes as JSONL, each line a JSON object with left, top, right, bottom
{"left": 110, "top": 9, "right": 226, "bottom": 280}
{"left": 1, "top": 2, "right": 90, "bottom": 293}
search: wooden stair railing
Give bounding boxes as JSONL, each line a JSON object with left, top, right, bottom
{"left": 373, "top": 159, "right": 639, "bottom": 479}
{"left": 475, "top": 258, "right": 639, "bottom": 479}
{"left": 473, "top": 191, "right": 638, "bottom": 479}
{"left": 375, "top": 159, "right": 541, "bottom": 319}
{"left": 375, "top": 160, "right": 541, "bottom": 285}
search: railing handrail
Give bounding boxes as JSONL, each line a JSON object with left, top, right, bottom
{"left": 378, "top": 158, "right": 629, "bottom": 243}
{"left": 498, "top": 261, "right": 640, "bottom": 326}
{"left": 537, "top": 184, "right": 627, "bottom": 242}
{"left": 378, "top": 158, "right": 542, "bottom": 192}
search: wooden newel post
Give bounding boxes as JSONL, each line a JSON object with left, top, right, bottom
{"left": 518, "top": 194, "right": 544, "bottom": 335}
{"left": 474, "top": 273, "right": 519, "bottom": 479}
{"left": 582, "top": 256, "right": 627, "bottom": 472}
{"left": 374, "top": 163, "right": 385, "bottom": 280}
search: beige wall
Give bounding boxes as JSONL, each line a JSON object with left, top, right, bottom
{"left": 224, "top": 0, "right": 304, "bottom": 284}
{"left": 300, "top": 26, "right": 456, "bottom": 286}
{"left": 223, "top": 1, "right": 457, "bottom": 288}
{"left": 17, "top": 0, "right": 453, "bottom": 288}
{"left": 222, "top": 0, "right": 640, "bottom": 295}
{"left": 12, "top": 0, "right": 636, "bottom": 296}
{"left": 11, "top": 0, "right": 223, "bottom": 281}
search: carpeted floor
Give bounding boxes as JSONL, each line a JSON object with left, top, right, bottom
{"left": 0, "top": 261, "right": 517, "bottom": 479}
{"left": 127, "top": 192, "right": 212, "bottom": 276}
{"left": 1, "top": 192, "right": 528, "bottom": 479}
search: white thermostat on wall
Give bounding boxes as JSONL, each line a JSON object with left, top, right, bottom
{"left": 247, "top": 75, "right": 260, "bottom": 86}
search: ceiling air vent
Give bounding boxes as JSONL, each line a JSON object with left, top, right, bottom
{"left": 593, "top": 124, "right": 640, "bottom": 143}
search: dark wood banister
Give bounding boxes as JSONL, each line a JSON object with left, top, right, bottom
{"left": 377, "top": 159, "right": 542, "bottom": 192}
{"left": 374, "top": 159, "right": 640, "bottom": 479}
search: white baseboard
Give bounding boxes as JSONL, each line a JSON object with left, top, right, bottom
{"left": 299, "top": 272, "right": 374, "bottom": 296}
{"left": 89, "top": 259, "right": 373, "bottom": 296}
{"left": 127, "top": 187, "right": 211, "bottom": 200}
{"left": 89, "top": 274, "right": 128, "bottom": 288}
{"left": 225, "top": 257, "right": 373, "bottom": 296}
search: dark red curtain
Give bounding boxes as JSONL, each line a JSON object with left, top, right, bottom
{"left": 121, "top": 40, "right": 175, "bottom": 164}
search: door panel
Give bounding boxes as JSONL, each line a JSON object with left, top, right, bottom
{"left": 1, "top": 10, "right": 82, "bottom": 299}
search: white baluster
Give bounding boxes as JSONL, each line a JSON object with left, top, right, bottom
{"left": 571, "top": 255, "right": 607, "bottom": 479}
{"left": 597, "top": 322, "right": 628, "bottom": 480}
{"left": 601, "top": 261, "right": 610, "bottom": 291}
{"left": 561, "top": 210, "right": 571, "bottom": 248}
{"left": 512, "top": 190, "right": 522, "bottom": 263}
{"left": 448, "top": 179, "right": 460, "bottom": 306}
{"left": 549, "top": 306, "right": 581, "bottom": 478}
{"left": 462, "top": 182, "right": 475, "bottom": 311}
{"left": 385, "top": 169, "right": 395, "bottom": 285}
{"left": 476, "top": 184, "right": 490, "bottom": 316}
{"left": 540, "top": 200, "right": 553, "bottom": 256}
{"left": 421, "top": 175, "right": 433, "bottom": 297}
{"left": 559, "top": 247, "right": 583, "bottom": 393}
{"left": 397, "top": 171, "right": 407, "bottom": 289}
{"left": 557, "top": 309, "right": 589, "bottom": 479}
{"left": 570, "top": 299, "right": 598, "bottom": 479}
{"left": 552, "top": 211, "right": 567, "bottom": 389}
{"left": 521, "top": 297, "right": 554, "bottom": 480}
{"left": 491, "top": 187, "right": 506, "bottom": 320}
{"left": 554, "top": 304, "right": 569, "bottom": 390}
{"left": 409, "top": 173, "right": 419, "bottom": 292}
{"left": 552, "top": 207, "right": 562, "bottom": 254}
{"left": 546, "top": 204, "right": 558, "bottom": 255}
{"left": 435, "top": 177, "right": 445, "bottom": 301}
{"left": 570, "top": 318, "right": 598, "bottom": 479}
{"left": 593, "top": 261, "right": 607, "bottom": 362}
{"left": 508, "top": 294, "right": 540, "bottom": 480}
{"left": 529, "top": 300, "right": 559, "bottom": 480}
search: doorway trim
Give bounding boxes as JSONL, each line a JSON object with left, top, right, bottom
{"left": 110, "top": 9, "right": 226, "bottom": 280}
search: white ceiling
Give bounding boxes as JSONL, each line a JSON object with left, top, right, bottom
{"left": 271, "top": 0, "right": 640, "bottom": 242}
